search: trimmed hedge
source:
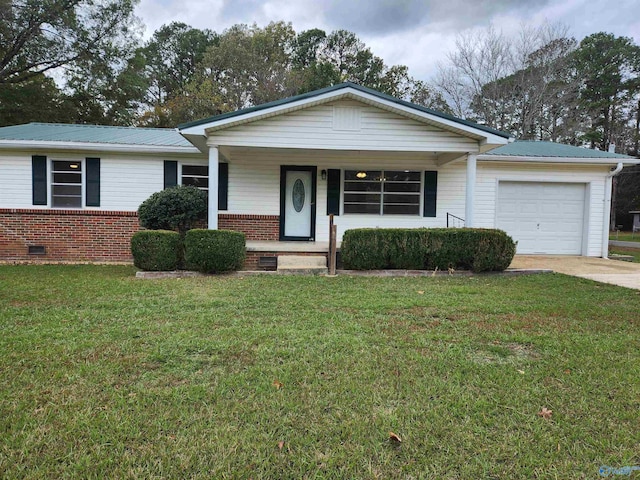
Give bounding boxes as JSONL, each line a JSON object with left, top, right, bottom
{"left": 184, "top": 229, "right": 246, "bottom": 273}
{"left": 131, "top": 230, "right": 181, "bottom": 271}
{"left": 341, "top": 228, "right": 516, "bottom": 272}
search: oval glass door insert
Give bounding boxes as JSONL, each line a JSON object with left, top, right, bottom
{"left": 292, "top": 179, "right": 305, "bottom": 212}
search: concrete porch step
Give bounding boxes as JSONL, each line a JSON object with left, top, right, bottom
{"left": 277, "top": 255, "right": 328, "bottom": 275}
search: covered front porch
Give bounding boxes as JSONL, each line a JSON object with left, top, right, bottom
{"left": 178, "top": 82, "right": 511, "bottom": 250}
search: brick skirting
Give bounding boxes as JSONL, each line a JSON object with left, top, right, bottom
{"left": 218, "top": 214, "right": 280, "bottom": 241}
{"left": 0, "top": 208, "right": 140, "bottom": 262}
{"left": 0, "top": 210, "right": 301, "bottom": 267}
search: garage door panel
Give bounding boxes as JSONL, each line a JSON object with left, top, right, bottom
{"left": 497, "top": 182, "right": 585, "bottom": 255}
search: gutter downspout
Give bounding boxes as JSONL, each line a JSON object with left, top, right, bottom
{"left": 602, "top": 162, "right": 624, "bottom": 258}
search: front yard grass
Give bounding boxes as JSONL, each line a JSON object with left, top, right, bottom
{"left": 610, "top": 247, "right": 640, "bottom": 263}
{"left": 1, "top": 266, "right": 639, "bottom": 478}
{"left": 610, "top": 231, "right": 640, "bottom": 242}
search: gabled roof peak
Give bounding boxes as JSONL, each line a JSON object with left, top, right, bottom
{"left": 178, "top": 82, "right": 511, "bottom": 139}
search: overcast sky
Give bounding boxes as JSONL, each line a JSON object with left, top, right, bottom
{"left": 135, "top": 0, "right": 640, "bottom": 81}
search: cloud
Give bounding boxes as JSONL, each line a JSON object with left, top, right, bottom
{"left": 135, "top": 0, "right": 640, "bottom": 81}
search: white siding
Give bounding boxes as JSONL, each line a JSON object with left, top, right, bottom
{"left": 209, "top": 100, "right": 479, "bottom": 152}
{"left": 226, "top": 148, "right": 466, "bottom": 241}
{"left": 476, "top": 163, "right": 609, "bottom": 256}
{"left": 0, "top": 151, "right": 205, "bottom": 211}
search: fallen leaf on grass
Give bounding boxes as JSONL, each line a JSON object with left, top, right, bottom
{"left": 517, "top": 369, "right": 525, "bottom": 375}
{"left": 389, "top": 432, "right": 402, "bottom": 443}
{"left": 417, "top": 290, "right": 424, "bottom": 295}
{"left": 563, "top": 369, "right": 571, "bottom": 375}
{"left": 537, "top": 407, "right": 553, "bottom": 419}
{"left": 277, "top": 441, "right": 284, "bottom": 450}
{"left": 273, "top": 380, "right": 283, "bottom": 389}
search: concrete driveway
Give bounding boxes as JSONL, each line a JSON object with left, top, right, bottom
{"left": 509, "top": 255, "right": 640, "bottom": 290}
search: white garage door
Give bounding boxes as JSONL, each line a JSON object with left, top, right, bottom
{"left": 496, "top": 182, "right": 585, "bottom": 254}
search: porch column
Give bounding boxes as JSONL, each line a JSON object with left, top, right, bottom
{"left": 465, "top": 153, "right": 477, "bottom": 227}
{"left": 208, "top": 145, "right": 219, "bottom": 230}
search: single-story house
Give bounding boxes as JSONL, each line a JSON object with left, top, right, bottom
{"left": 0, "top": 82, "right": 637, "bottom": 268}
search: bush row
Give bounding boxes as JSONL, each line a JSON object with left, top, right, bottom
{"left": 340, "top": 228, "right": 516, "bottom": 272}
{"left": 131, "top": 229, "right": 246, "bottom": 273}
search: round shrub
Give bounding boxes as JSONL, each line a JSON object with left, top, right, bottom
{"left": 137, "top": 185, "right": 207, "bottom": 235}
{"left": 341, "top": 228, "right": 516, "bottom": 272}
{"left": 131, "top": 230, "right": 181, "bottom": 271}
{"left": 184, "top": 229, "right": 246, "bottom": 273}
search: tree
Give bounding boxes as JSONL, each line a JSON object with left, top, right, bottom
{"left": 572, "top": 32, "right": 640, "bottom": 151}
{"left": 435, "top": 22, "right": 577, "bottom": 136}
{"left": 0, "top": 0, "right": 140, "bottom": 85}
{"left": 170, "top": 22, "right": 299, "bottom": 122}
{"left": 0, "top": 74, "right": 75, "bottom": 126}
{"left": 135, "top": 22, "right": 217, "bottom": 127}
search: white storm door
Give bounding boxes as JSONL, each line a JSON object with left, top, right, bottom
{"left": 282, "top": 168, "right": 314, "bottom": 239}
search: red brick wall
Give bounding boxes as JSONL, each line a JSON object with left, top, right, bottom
{"left": 0, "top": 209, "right": 140, "bottom": 262}
{"left": 219, "top": 214, "right": 279, "bottom": 241}
{"left": 0, "top": 210, "right": 318, "bottom": 269}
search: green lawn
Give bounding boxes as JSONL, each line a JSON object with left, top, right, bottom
{"left": 1, "top": 266, "right": 639, "bottom": 479}
{"left": 610, "top": 231, "right": 640, "bottom": 242}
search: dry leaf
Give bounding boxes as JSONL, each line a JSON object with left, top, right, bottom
{"left": 517, "top": 369, "right": 525, "bottom": 375}
{"left": 417, "top": 290, "right": 424, "bottom": 295}
{"left": 389, "top": 431, "right": 402, "bottom": 443}
{"left": 277, "top": 441, "right": 284, "bottom": 450}
{"left": 273, "top": 380, "right": 283, "bottom": 389}
{"left": 563, "top": 369, "right": 571, "bottom": 375}
{"left": 537, "top": 407, "right": 553, "bottom": 419}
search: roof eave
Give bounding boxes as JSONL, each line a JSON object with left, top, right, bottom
{"left": 478, "top": 154, "right": 639, "bottom": 165}
{"left": 0, "top": 140, "right": 202, "bottom": 155}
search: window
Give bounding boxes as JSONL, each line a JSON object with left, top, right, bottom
{"left": 343, "top": 170, "right": 421, "bottom": 215}
{"left": 182, "top": 165, "right": 209, "bottom": 191}
{"left": 51, "top": 160, "right": 82, "bottom": 208}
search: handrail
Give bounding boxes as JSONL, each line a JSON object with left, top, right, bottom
{"left": 446, "top": 212, "right": 465, "bottom": 228}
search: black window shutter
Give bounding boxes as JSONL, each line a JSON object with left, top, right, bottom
{"left": 326, "top": 169, "right": 341, "bottom": 215}
{"left": 218, "top": 163, "right": 228, "bottom": 211}
{"left": 32, "top": 155, "right": 47, "bottom": 205}
{"left": 164, "top": 160, "right": 178, "bottom": 189}
{"left": 423, "top": 171, "right": 438, "bottom": 217}
{"left": 86, "top": 157, "right": 100, "bottom": 206}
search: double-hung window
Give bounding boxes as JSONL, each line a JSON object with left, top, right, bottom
{"left": 343, "top": 170, "right": 421, "bottom": 215}
{"left": 51, "top": 160, "right": 82, "bottom": 208}
{"left": 181, "top": 165, "right": 209, "bottom": 191}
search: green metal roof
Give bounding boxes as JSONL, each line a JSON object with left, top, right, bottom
{"left": 0, "top": 123, "right": 193, "bottom": 148}
{"left": 178, "top": 82, "right": 512, "bottom": 139}
{"left": 484, "top": 140, "right": 633, "bottom": 159}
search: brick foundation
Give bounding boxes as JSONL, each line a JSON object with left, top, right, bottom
{"left": 0, "top": 210, "right": 321, "bottom": 269}
{"left": 0, "top": 209, "right": 140, "bottom": 262}
{"left": 219, "top": 214, "right": 279, "bottom": 241}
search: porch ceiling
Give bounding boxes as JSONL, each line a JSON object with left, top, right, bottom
{"left": 219, "top": 145, "right": 468, "bottom": 166}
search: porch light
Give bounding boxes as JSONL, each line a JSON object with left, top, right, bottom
{"left": 356, "top": 171, "right": 367, "bottom": 179}
{"left": 321, "top": 169, "right": 327, "bottom": 180}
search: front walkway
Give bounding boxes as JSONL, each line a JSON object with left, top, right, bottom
{"left": 509, "top": 255, "right": 640, "bottom": 290}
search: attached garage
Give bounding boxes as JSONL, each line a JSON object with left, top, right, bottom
{"left": 496, "top": 181, "right": 586, "bottom": 254}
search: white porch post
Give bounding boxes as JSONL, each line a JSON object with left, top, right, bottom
{"left": 208, "top": 145, "right": 219, "bottom": 230}
{"left": 465, "top": 153, "right": 477, "bottom": 227}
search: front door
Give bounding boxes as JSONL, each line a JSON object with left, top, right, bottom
{"left": 280, "top": 166, "right": 316, "bottom": 241}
